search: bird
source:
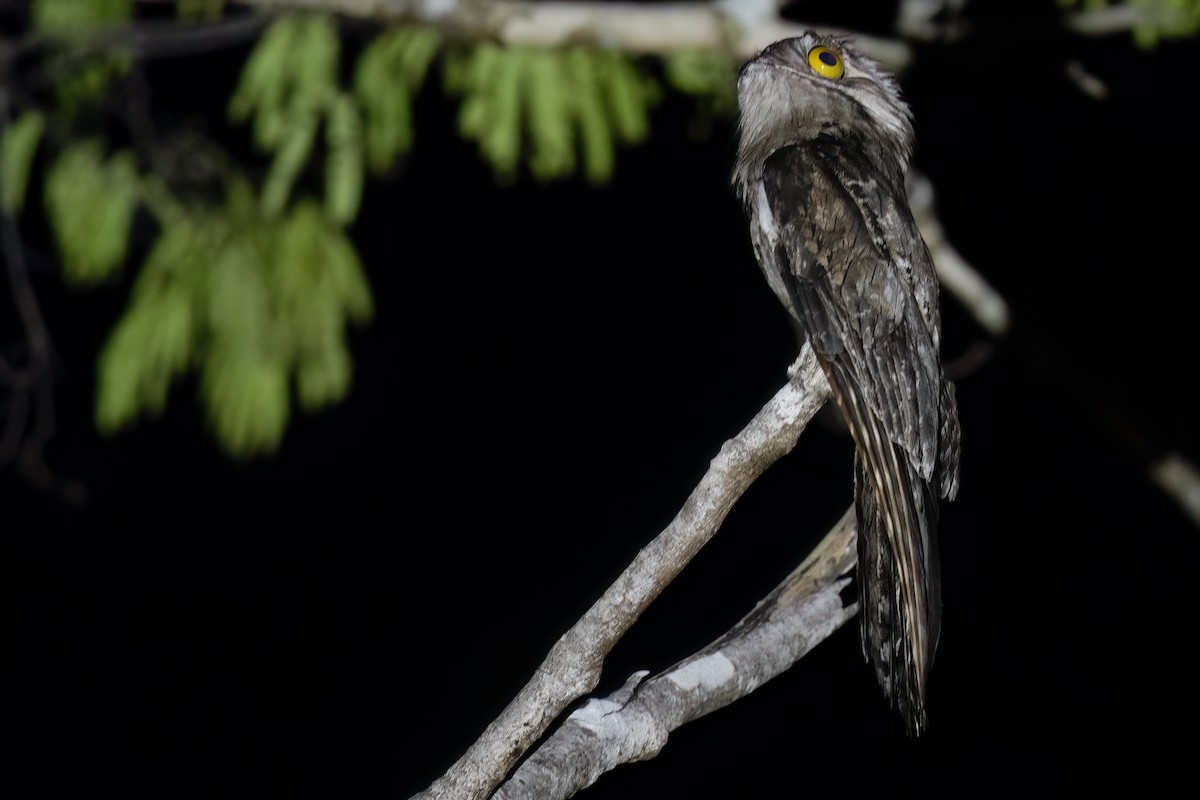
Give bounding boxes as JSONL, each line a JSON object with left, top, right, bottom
{"left": 731, "top": 33, "right": 961, "bottom": 735}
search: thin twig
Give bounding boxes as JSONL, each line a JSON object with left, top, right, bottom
{"left": 0, "top": 94, "right": 86, "bottom": 503}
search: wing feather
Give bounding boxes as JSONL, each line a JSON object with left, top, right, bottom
{"left": 760, "top": 142, "right": 942, "bottom": 480}
{"left": 755, "top": 140, "right": 955, "bottom": 733}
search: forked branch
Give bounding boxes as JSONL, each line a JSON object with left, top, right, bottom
{"left": 412, "top": 343, "right": 831, "bottom": 800}
{"left": 495, "top": 508, "right": 858, "bottom": 799}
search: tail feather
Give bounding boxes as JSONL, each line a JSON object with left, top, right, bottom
{"left": 825, "top": 360, "right": 941, "bottom": 736}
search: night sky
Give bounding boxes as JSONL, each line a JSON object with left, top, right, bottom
{"left": 5, "top": 3, "right": 1200, "bottom": 797}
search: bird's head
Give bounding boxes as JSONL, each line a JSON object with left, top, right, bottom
{"left": 733, "top": 33, "right": 914, "bottom": 194}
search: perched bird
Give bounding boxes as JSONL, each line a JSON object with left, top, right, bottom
{"left": 732, "top": 33, "right": 961, "bottom": 735}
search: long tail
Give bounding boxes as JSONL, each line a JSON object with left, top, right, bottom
{"left": 822, "top": 360, "right": 941, "bottom": 736}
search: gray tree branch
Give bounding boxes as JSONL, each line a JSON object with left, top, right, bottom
{"left": 907, "top": 172, "right": 1010, "bottom": 338}
{"left": 412, "top": 343, "right": 832, "bottom": 800}
{"left": 495, "top": 508, "right": 858, "bottom": 800}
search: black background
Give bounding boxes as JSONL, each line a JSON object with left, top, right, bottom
{"left": 5, "top": 2, "right": 1200, "bottom": 797}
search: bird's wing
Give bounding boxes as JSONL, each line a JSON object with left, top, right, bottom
{"left": 759, "top": 142, "right": 947, "bottom": 732}
{"left": 760, "top": 142, "right": 943, "bottom": 480}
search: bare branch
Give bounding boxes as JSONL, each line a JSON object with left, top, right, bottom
{"left": 895, "top": 0, "right": 969, "bottom": 42}
{"left": 907, "top": 171, "right": 1010, "bottom": 338}
{"left": 0, "top": 194, "right": 85, "bottom": 503}
{"left": 496, "top": 509, "right": 858, "bottom": 799}
{"left": 1064, "top": 5, "right": 1142, "bottom": 36}
{"left": 1148, "top": 451, "right": 1200, "bottom": 528}
{"left": 1065, "top": 60, "right": 1109, "bottom": 101}
{"left": 233, "top": 0, "right": 912, "bottom": 69}
{"left": 0, "top": 95, "right": 86, "bottom": 504}
{"left": 412, "top": 343, "right": 832, "bottom": 800}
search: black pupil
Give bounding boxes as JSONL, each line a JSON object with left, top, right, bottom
{"left": 819, "top": 51, "right": 838, "bottom": 66}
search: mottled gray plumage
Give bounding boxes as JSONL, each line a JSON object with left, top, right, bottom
{"left": 732, "top": 34, "right": 960, "bottom": 734}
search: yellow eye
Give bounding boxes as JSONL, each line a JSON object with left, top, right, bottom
{"left": 808, "top": 46, "right": 844, "bottom": 79}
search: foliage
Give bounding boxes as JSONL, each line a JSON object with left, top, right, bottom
{"left": 663, "top": 49, "right": 737, "bottom": 139}
{"left": 18, "top": 13, "right": 381, "bottom": 457}
{"left": 445, "top": 44, "right": 660, "bottom": 184}
{"left": 32, "top": 0, "right": 134, "bottom": 119}
{"left": 663, "top": 49, "right": 737, "bottom": 114}
{"left": 1, "top": 112, "right": 46, "bottom": 214}
{"left": 354, "top": 26, "right": 441, "bottom": 173}
{"left": 228, "top": 17, "right": 438, "bottom": 222}
{"left": 44, "top": 140, "right": 140, "bottom": 284}
{"left": 228, "top": 14, "right": 352, "bottom": 220}
{"left": 94, "top": 186, "right": 373, "bottom": 458}
{"left": 14, "top": 9, "right": 739, "bottom": 459}
{"left": 1060, "top": 0, "right": 1200, "bottom": 44}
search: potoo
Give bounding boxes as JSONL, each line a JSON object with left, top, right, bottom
{"left": 732, "top": 34, "right": 961, "bottom": 735}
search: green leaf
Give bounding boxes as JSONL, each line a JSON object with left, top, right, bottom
{"left": 1, "top": 111, "right": 45, "bottom": 213}
{"left": 293, "top": 15, "right": 339, "bottom": 111}
{"left": 296, "top": 340, "right": 352, "bottom": 412}
{"left": 600, "top": 49, "right": 650, "bottom": 144}
{"left": 665, "top": 49, "right": 736, "bottom": 112}
{"left": 355, "top": 26, "right": 440, "bottom": 172}
{"left": 205, "top": 227, "right": 271, "bottom": 346}
{"left": 260, "top": 110, "right": 318, "bottom": 217}
{"left": 228, "top": 16, "right": 297, "bottom": 130}
{"left": 278, "top": 200, "right": 372, "bottom": 326}
{"left": 45, "top": 141, "right": 140, "bottom": 284}
{"left": 568, "top": 49, "right": 614, "bottom": 185}
{"left": 141, "top": 286, "right": 197, "bottom": 408}
{"left": 202, "top": 349, "right": 291, "bottom": 458}
{"left": 325, "top": 92, "right": 364, "bottom": 224}
{"left": 324, "top": 231, "right": 373, "bottom": 324}
{"left": 96, "top": 218, "right": 204, "bottom": 431}
{"left": 397, "top": 26, "right": 441, "bottom": 92}
{"left": 482, "top": 48, "right": 524, "bottom": 181}
{"left": 95, "top": 306, "right": 153, "bottom": 433}
{"left": 526, "top": 50, "right": 574, "bottom": 181}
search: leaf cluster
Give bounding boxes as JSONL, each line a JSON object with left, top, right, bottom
{"left": 227, "top": 17, "right": 442, "bottom": 223}
{"left": 43, "top": 140, "right": 139, "bottom": 284}
{"left": 94, "top": 188, "right": 372, "bottom": 457}
{"left": 1, "top": 112, "right": 46, "bottom": 214}
{"left": 445, "top": 44, "right": 660, "bottom": 184}
{"left": 354, "top": 26, "right": 441, "bottom": 173}
{"left": 228, "top": 14, "right": 354, "bottom": 221}
{"left": 8, "top": 10, "right": 740, "bottom": 460}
